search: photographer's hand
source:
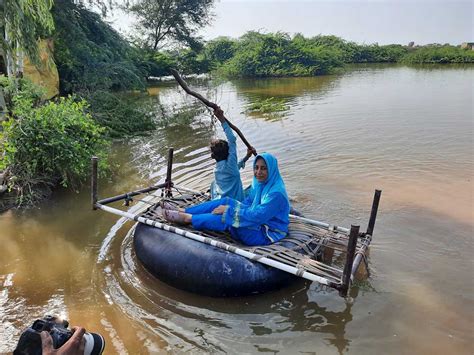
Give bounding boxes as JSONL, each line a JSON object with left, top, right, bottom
{"left": 41, "top": 326, "right": 85, "bottom": 355}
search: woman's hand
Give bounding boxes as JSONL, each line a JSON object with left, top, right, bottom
{"left": 212, "top": 205, "right": 227, "bottom": 215}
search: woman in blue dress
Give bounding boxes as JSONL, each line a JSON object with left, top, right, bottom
{"left": 162, "top": 152, "right": 290, "bottom": 246}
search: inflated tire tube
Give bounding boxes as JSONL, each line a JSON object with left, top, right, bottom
{"left": 133, "top": 223, "right": 299, "bottom": 297}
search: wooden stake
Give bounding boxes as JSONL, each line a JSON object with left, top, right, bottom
{"left": 367, "top": 189, "right": 382, "bottom": 236}
{"left": 91, "top": 156, "right": 98, "bottom": 210}
{"left": 339, "top": 225, "right": 359, "bottom": 297}
{"left": 165, "top": 148, "right": 174, "bottom": 197}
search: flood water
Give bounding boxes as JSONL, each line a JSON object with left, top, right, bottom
{"left": 1, "top": 64, "right": 473, "bottom": 354}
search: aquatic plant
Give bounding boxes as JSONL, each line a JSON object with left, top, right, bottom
{"left": 245, "top": 97, "right": 290, "bottom": 115}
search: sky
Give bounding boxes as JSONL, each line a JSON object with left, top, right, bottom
{"left": 110, "top": 0, "right": 473, "bottom": 46}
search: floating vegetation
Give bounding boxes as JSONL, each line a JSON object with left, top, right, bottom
{"left": 244, "top": 97, "right": 290, "bottom": 121}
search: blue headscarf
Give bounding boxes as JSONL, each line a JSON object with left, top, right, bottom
{"left": 250, "top": 153, "right": 289, "bottom": 209}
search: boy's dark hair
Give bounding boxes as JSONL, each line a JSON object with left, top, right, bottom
{"left": 210, "top": 139, "right": 229, "bottom": 161}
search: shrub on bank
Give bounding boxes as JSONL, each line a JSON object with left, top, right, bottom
{"left": 217, "top": 32, "right": 344, "bottom": 77}
{"left": 0, "top": 79, "right": 109, "bottom": 207}
{"left": 400, "top": 45, "right": 474, "bottom": 64}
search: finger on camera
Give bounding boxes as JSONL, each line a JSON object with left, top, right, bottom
{"left": 69, "top": 326, "right": 86, "bottom": 340}
{"left": 40, "top": 331, "right": 54, "bottom": 349}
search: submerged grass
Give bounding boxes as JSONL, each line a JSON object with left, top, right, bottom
{"left": 244, "top": 97, "right": 290, "bottom": 121}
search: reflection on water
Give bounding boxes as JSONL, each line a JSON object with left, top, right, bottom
{"left": 97, "top": 225, "right": 358, "bottom": 353}
{"left": 233, "top": 75, "right": 339, "bottom": 99}
{"left": 1, "top": 64, "right": 473, "bottom": 353}
{"left": 234, "top": 76, "right": 340, "bottom": 122}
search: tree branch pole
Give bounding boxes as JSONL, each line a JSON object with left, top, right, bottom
{"left": 169, "top": 69, "right": 256, "bottom": 155}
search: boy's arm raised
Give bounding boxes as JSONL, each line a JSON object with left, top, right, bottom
{"left": 170, "top": 69, "right": 256, "bottom": 156}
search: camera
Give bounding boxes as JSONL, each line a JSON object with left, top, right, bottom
{"left": 14, "top": 315, "right": 105, "bottom": 355}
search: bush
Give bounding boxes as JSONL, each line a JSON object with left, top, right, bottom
{"left": 400, "top": 45, "right": 474, "bottom": 64}
{"left": 214, "top": 32, "right": 344, "bottom": 78}
{"left": 0, "top": 76, "right": 44, "bottom": 111}
{"left": 0, "top": 81, "right": 109, "bottom": 206}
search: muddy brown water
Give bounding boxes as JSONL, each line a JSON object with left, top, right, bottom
{"left": 1, "top": 64, "right": 473, "bottom": 354}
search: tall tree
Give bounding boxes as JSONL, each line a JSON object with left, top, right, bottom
{"left": 0, "top": 0, "right": 54, "bottom": 77}
{"left": 126, "top": 0, "right": 214, "bottom": 51}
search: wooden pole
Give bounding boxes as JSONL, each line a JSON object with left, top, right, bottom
{"left": 339, "top": 225, "right": 359, "bottom": 297}
{"left": 351, "top": 234, "right": 371, "bottom": 279}
{"left": 96, "top": 183, "right": 168, "bottom": 206}
{"left": 165, "top": 148, "right": 174, "bottom": 197}
{"left": 169, "top": 69, "right": 256, "bottom": 155}
{"left": 91, "top": 156, "right": 98, "bottom": 210}
{"left": 367, "top": 189, "right": 382, "bottom": 236}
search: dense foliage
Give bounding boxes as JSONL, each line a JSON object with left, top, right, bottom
{"left": 51, "top": 0, "right": 159, "bottom": 137}
{"left": 203, "top": 37, "right": 236, "bottom": 69}
{"left": 52, "top": 0, "right": 146, "bottom": 94}
{"left": 200, "top": 32, "right": 414, "bottom": 78}
{"left": 196, "top": 32, "right": 474, "bottom": 78}
{"left": 299, "top": 35, "right": 408, "bottom": 63}
{"left": 0, "top": 0, "right": 54, "bottom": 75}
{"left": 0, "top": 77, "right": 109, "bottom": 206}
{"left": 215, "top": 32, "right": 344, "bottom": 77}
{"left": 400, "top": 45, "right": 474, "bottom": 64}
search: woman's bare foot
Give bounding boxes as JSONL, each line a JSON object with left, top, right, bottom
{"left": 162, "top": 209, "right": 192, "bottom": 224}
{"left": 160, "top": 200, "right": 185, "bottom": 212}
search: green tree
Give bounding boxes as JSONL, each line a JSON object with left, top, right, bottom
{"left": 52, "top": 0, "right": 146, "bottom": 94}
{"left": 217, "top": 32, "right": 344, "bottom": 78}
{"left": 0, "top": 0, "right": 54, "bottom": 77}
{"left": 126, "top": 0, "right": 214, "bottom": 50}
{"left": 150, "top": 51, "right": 177, "bottom": 76}
{"left": 204, "top": 37, "right": 236, "bottom": 68}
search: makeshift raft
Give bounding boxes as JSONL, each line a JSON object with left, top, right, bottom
{"left": 91, "top": 149, "right": 381, "bottom": 297}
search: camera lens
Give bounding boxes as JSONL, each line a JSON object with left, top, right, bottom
{"left": 83, "top": 332, "right": 105, "bottom": 355}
